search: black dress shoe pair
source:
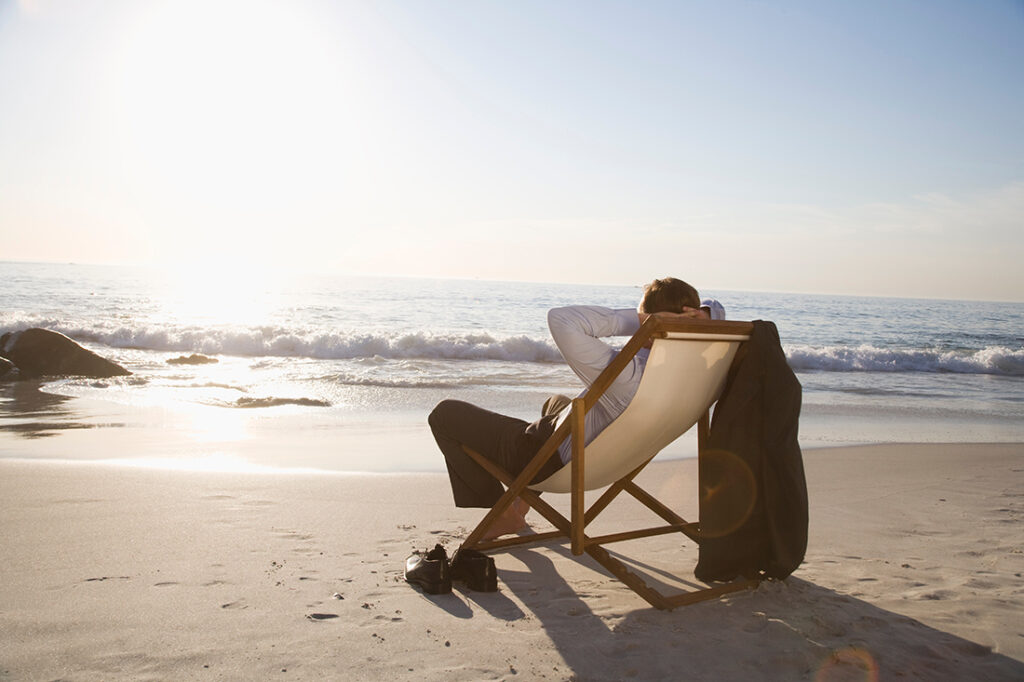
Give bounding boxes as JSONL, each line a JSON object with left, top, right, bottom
{"left": 404, "top": 544, "right": 498, "bottom": 594}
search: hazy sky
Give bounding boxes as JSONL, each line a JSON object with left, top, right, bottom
{"left": 1, "top": 0, "right": 1022, "bottom": 300}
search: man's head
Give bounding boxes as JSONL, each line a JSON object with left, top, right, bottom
{"left": 638, "top": 277, "right": 700, "bottom": 314}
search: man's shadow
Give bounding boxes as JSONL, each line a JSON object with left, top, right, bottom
{"left": 490, "top": 544, "right": 1024, "bottom": 681}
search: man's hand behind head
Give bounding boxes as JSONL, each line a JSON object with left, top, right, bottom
{"left": 652, "top": 307, "right": 710, "bottom": 322}
{"left": 637, "top": 306, "right": 709, "bottom": 329}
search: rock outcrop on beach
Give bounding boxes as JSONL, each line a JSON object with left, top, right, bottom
{"left": 0, "top": 328, "right": 130, "bottom": 380}
{"left": 166, "top": 353, "right": 219, "bottom": 365}
{"left": 0, "top": 355, "right": 18, "bottom": 380}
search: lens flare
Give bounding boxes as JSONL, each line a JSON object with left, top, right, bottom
{"left": 698, "top": 448, "right": 757, "bottom": 538}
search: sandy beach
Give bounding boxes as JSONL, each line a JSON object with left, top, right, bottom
{"left": 1, "top": 443, "right": 1021, "bottom": 681}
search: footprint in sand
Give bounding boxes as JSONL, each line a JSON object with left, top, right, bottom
{"left": 275, "top": 530, "right": 315, "bottom": 541}
{"left": 306, "top": 612, "right": 338, "bottom": 621}
{"left": 919, "top": 590, "right": 954, "bottom": 601}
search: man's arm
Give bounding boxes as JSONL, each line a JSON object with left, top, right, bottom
{"left": 547, "top": 306, "right": 640, "bottom": 388}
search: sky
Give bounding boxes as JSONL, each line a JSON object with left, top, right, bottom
{"left": 0, "top": 0, "right": 1022, "bottom": 301}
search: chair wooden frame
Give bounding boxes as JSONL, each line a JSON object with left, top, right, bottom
{"left": 459, "top": 315, "right": 759, "bottom": 610}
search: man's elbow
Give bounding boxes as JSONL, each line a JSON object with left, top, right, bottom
{"left": 547, "top": 306, "right": 572, "bottom": 331}
{"left": 547, "top": 307, "right": 580, "bottom": 345}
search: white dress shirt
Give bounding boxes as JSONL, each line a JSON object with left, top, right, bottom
{"left": 548, "top": 299, "right": 725, "bottom": 465}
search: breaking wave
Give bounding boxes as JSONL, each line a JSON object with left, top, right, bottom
{"left": 4, "top": 319, "right": 1021, "bottom": 376}
{"left": 786, "top": 344, "right": 1024, "bottom": 376}
{"left": 0, "top": 321, "right": 563, "bottom": 364}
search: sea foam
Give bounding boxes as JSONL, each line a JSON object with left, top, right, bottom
{"left": 3, "top": 321, "right": 1022, "bottom": 376}
{"left": 0, "top": 322, "right": 565, "bottom": 364}
{"left": 786, "top": 344, "right": 1024, "bottom": 376}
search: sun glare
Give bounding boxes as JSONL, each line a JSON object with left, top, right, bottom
{"left": 182, "top": 404, "right": 251, "bottom": 444}
{"left": 153, "top": 261, "right": 289, "bottom": 326}
{"left": 106, "top": 0, "right": 369, "bottom": 265}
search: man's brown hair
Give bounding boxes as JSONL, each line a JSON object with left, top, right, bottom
{"left": 638, "top": 277, "right": 700, "bottom": 314}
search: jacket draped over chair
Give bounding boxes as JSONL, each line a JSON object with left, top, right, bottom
{"left": 697, "top": 320, "right": 808, "bottom": 582}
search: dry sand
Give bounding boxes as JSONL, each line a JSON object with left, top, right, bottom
{"left": 1, "top": 443, "right": 1022, "bottom": 681}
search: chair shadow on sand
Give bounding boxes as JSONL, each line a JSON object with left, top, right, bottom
{"left": 475, "top": 543, "right": 1024, "bottom": 682}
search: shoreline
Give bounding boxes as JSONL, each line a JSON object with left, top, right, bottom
{"left": 2, "top": 443, "right": 1022, "bottom": 680}
{"left": 3, "top": 379, "right": 1022, "bottom": 475}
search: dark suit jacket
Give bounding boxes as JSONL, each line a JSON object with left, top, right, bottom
{"left": 695, "top": 320, "right": 808, "bottom": 582}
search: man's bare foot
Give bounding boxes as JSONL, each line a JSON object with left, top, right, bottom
{"left": 481, "top": 497, "right": 530, "bottom": 540}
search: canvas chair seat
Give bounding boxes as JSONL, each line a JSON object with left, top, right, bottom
{"left": 459, "top": 315, "right": 761, "bottom": 610}
{"left": 530, "top": 330, "right": 749, "bottom": 494}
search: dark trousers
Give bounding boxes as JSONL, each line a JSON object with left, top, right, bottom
{"left": 428, "top": 395, "right": 570, "bottom": 508}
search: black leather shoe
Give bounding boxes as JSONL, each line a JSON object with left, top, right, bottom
{"left": 405, "top": 544, "right": 452, "bottom": 594}
{"left": 450, "top": 547, "right": 498, "bottom": 592}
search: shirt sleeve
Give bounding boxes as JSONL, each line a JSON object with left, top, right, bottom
{"left": 700, "top": 298, "right": 727, "bottom": 320}
{"left": 547, "top": 306, "right": 641, "bottom": 389}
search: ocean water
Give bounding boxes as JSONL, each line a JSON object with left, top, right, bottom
{"left": 1, "top": 261, "right": 1022, "bottom": 472}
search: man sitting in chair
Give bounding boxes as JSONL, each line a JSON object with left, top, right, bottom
{"left": 428, "top": 277, "right": 726, "bottom": 540}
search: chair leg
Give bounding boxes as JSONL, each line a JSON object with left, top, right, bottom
{"left": 660, "top": 578, "right": 760, "bottom": 608}
{"left": 457, "top": 416, "right": 571, "bottom": 549}
{"left": 570, "top": 398, "right": 586, "bottom": 555}
{"left": 583, "top": 542, "right": 756, "bottom": 611}
{"left": 460, "top": 444, "right": 572, "bottom": 549}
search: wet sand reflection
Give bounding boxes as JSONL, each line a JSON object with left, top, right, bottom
{"left": 0, "top": 381, "right": 124, "bottom": 439}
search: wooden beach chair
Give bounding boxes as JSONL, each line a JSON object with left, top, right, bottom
{"left": 460, "top": 315, "right": 757, "bottom": 609}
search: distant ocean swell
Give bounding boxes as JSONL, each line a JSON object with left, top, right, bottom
{"left": 787, "top": 344, "right": 1024, "bottom": 376}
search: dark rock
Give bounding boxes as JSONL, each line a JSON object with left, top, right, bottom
{"left": 166, "top": 353, "right": 219, "bottom": 365}
{"left": 0, "top": 328, "right": 130, "bottom": 379}
{"left": 0, "top": 355, "right": 19, "bottom": 381}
